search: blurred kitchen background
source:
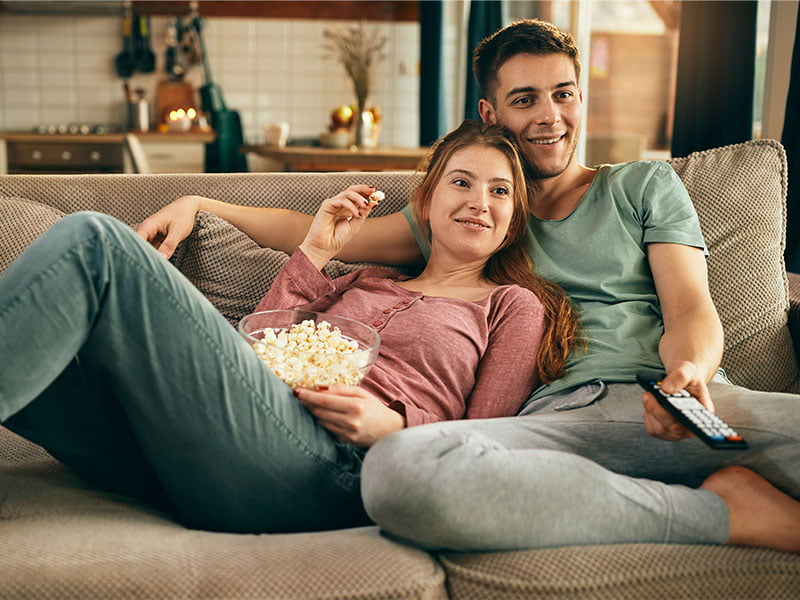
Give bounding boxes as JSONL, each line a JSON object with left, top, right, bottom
{"left": 0, "top": 0, "right": 796, "bottom": 175}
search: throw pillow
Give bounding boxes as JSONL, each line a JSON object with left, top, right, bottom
{"left": 668, "top": 139, "right": 797, "bottom": 392}
{"left": 172, "top": 211, "right": 409, "bottom": 326}
{"left": 0, "top": 197, "right": 65, "bottom": 274}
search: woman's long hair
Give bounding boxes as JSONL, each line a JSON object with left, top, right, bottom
{"left": 410, "top": 120, "right": 582, "bottom": 383}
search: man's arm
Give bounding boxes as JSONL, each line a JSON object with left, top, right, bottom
{"left": 137, "top": 195, "right": 422, "bottom": 266}
{"left": 644, "top": 242, "right": 724, "bottom": 441}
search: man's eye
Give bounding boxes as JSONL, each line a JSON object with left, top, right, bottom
{"left": 512, "top": 96, "right": 532, "bottom": 106}
{"left": 557, "top": 91, "right": 574, "bottom": 100}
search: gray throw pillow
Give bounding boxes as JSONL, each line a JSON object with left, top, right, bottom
{"left": 668, "top": 139, "right": 797, "bottom": 392}
{"left": 171, "top": 210, "right": 408, "bottom": 326}
{"left": 0, "top": 197, "right": 66, "bottom": 274}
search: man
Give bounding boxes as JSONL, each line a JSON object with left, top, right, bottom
{"left": 138, "top": 19, "right": 800, "bottom": 552}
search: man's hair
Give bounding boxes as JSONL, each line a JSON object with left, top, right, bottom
{"left": 473, "top": 19, "right": 581, "bottom": 104}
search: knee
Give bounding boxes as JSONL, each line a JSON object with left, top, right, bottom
{"left": 361, "top": 425, "right": 501, "bottom": 548}
{"left": 59, "top": 211, "right": 126, "bottom": 236}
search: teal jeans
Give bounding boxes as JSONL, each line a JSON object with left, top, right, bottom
{"left": 0, "top": 213, "right": 368, "bottom": 533}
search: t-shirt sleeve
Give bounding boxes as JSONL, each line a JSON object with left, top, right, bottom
{"left": 401, "top": 204, "right": 431, "bottom": 262}
{"left": 465, "top": 287, "right": 545, "bottom": 418}
{"left": 641, "top": 162, "right": 708, "bottom": 256}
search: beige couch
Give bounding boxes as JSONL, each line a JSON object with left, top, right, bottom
{"left": 1, "top": 139, "right": 799, "bottom": 599}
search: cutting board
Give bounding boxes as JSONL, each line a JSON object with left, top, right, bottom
{"left": 156, "top": 79, "right": 196, "bottom": 125}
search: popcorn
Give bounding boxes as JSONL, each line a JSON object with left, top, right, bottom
{"left": 251, "top": 319, "right": 370, "bottom": 389}
{"left": 368, "top": 190, "right": 384, "bottom": 205}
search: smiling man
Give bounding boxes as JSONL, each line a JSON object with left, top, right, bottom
{"left": 138, "top": 19, "right": 800, "bottom": 553}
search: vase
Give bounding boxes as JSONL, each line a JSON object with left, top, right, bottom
{"left": 352, "top": 100, "right": 373, "bottom": 148}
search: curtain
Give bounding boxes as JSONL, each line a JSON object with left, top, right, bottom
{"left": 464, "top": 1, "right": 504, "bottom": 121}
{"left": 419, "top": 1, "right": 447, "bottom": 145}
{"left": 784, "top": 7, "right": 800, "bottom": 272}
{"left": 671, "top": 1, "right": 758, "bottom": 158}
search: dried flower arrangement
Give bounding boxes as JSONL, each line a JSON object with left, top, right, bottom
{"left": 323, "top": 22, "right": 388, "bottom": 146}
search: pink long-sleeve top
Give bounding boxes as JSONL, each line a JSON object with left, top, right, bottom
{"left": 255, "top": 249, "right": 545, "bottom": 426}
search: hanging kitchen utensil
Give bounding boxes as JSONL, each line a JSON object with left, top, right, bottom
{"left": 114, "top": 5, "right": 135, "bottom": 78}
{"left": 134, "top": 15, "right": 156, "bottom": 74}
{"left": 191, "top": 12, "right": 247, "bottom": 172}
{"left": 164, "top": 16, "right": 182, "bottom": 80}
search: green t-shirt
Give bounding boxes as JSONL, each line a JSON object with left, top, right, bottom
{"left": 402, "top": 160, "right": 707, "bottom": 404}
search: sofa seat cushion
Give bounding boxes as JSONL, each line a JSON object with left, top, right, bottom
{"left": 667, "top": 139, "right": 797, "bottom": 392}
{"left": 439, "top": 543, "right": 800, "bottom": 600}
{"left": 0, "top": 196, "right": 65, "bottom": 274}
{"left": 0, "top": 427, "right": 447, "bottom": 600}
{"left": 171, "top": 210, "right": 413, "bottom": 326}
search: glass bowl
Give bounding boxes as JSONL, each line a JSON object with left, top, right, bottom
{"left": 238, "top": 310, "right": 380, "bottom": 389}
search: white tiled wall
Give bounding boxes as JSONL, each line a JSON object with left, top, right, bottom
{"left": 0, "top": 13, "right": 420, "bottom": 147}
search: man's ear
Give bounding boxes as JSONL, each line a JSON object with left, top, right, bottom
{"left": 478, "top": 99, "right": 497, "bottom": 124}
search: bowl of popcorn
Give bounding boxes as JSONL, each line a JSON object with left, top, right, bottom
{"left": 238, "top": 310, "right": 381, "bottom": 389}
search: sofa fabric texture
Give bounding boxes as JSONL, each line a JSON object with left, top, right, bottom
{"left": 1, "top": 139, "right": 799, "bottom": 599}
{"left": 0, "top": 196, "right": 65, "bottom": 272}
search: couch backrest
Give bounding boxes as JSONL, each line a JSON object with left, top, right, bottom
{"left": 1, "top": 139, "right": 795, "bottom": 392}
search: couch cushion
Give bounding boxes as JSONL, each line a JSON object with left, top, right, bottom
{"left": 171, "top": 210, "right": 411, "bottom": 326}
{"left": 0, "top": 196, "right": 65, "bottom": 274}
{"left": 667, "top": 139, "right": 797, "bottom": 392}
{"left": 439, "top": 543, "right": 800, "bottom": 600}
{"left": 0, "top": 426, "right": 447, "bottom": 600}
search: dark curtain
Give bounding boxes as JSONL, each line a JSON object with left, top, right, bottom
{"left": 784, "top": 8, "right": 800, "bottom": 272}
{"left": 419, "top": 1, "right": 447, "bottom": 145}
{"left": 671, "top": 1, "right": 758, "bottom": 158}
{"left": 464, "top": 1, "right": 504, "bottom": 121}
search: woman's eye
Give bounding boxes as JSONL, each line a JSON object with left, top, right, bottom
{"left": 493, "top": 186, "right": 510, "bottom": 195}
{"left": 452, "top": 178, "right": 469, "bottom": 188}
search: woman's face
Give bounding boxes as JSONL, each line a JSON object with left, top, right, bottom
{"left": 426, "top": 144, "right": 516, "bottom": 263}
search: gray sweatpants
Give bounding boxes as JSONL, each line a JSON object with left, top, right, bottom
{"left": 361, "top": 378, "right": 800, "bottom": 551}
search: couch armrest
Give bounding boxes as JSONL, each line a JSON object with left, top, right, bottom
{"left": 788, "top": 272, "right": 800, "bottom": 362}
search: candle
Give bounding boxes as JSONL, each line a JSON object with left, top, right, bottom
{"left": 167, "top": 108, "right": 193, "bottom": 132}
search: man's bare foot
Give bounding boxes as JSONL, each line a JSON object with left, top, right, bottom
{"left": 701, "top": 466, "right": 800, "bottom": 552}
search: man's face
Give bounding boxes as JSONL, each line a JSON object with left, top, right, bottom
{"left": 479, "top": 53, "right": 582, "bottom": 180}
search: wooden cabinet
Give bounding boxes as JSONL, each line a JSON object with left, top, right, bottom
{"left": 137, "top": 132, "right": 214, "bottom": 173}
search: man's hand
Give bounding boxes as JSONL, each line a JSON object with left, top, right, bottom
{"left": 294, "top": 384, "right": 405, "bottom": 447}
{"left": 136, "top": 195, "right": 206, "bottom": 259}
{"left": 641, "top": 361, "right": 715, "bottom": 442}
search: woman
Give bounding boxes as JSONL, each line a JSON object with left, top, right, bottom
{"left": 0, "top": 120, "right": 579, "bottom": 534}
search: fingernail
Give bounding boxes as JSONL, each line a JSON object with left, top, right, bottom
{"left": 292, "top": 389, "right": 300, "bottom": 397}
{"left": 318, "top": 385, "right": 329, "bottom": 391}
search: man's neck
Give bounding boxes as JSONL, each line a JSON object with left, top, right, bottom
{"left": 532, "top": 162, "right": 596, "bottom": 221}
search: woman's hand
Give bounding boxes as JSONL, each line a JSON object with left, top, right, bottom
{"left": 298, "top": 185, "right": 379, "bottom": 270}
{"left": 294, "top": 384, "right": 405, "bottom": 447}
{"left": 136, "top": 195, "right": 207, "bottom": 259}
{"left": 641, "top": 361, "right": 714, "bottom": 442}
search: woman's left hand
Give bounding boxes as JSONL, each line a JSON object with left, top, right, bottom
{"left": 294, "top": 384, "right": 405, "bottom": 447}
{"left": 298, "top": 185, "right": 378, "bottom": 270}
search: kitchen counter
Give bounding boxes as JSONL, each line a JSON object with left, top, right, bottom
{"left": 242, "top": 144, "right": 429, "bottom": 172}
{"left": 0, "top": 130, "right": 216, "bottom": 174}
{"left": 0, "top": 131, "right": 215, "bottom": 143}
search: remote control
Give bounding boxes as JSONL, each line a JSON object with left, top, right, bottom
{"left": 636, "top": 372, "right": 748, "bottom": 450}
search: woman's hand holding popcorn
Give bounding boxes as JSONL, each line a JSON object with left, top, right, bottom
{"left": 294, "top": 384, "right": 405, "bottom": 447}
{"left": 299, "top": 185, "right": 382, "bottom": 270}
